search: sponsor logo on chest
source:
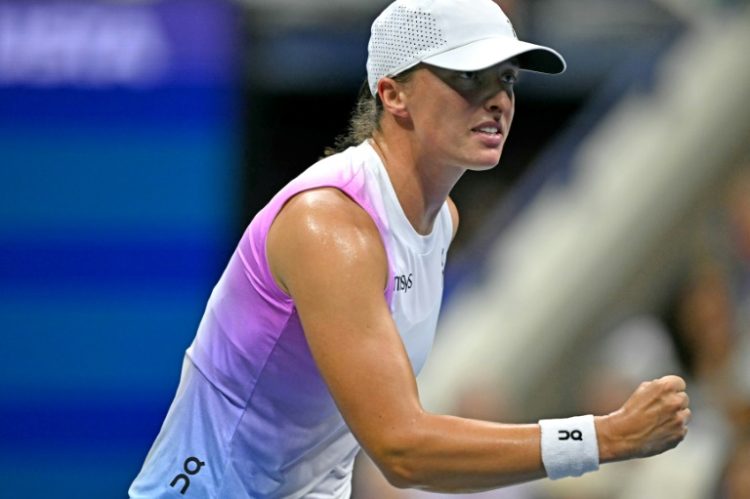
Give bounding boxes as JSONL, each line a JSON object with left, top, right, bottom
{"left": 394, "top": 272, "right": 413, "bottom": 293}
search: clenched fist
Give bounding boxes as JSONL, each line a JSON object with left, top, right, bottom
{"left": 595, "top": 375, "right": 691, "bottom": 462}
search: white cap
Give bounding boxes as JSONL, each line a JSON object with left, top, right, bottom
{"left": 366, "top": 0, "right": 566, "bottom": 96}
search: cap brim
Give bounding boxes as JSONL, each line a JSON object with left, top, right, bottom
{"left": 421, "top": 37, "right": 566, "bottom": 75}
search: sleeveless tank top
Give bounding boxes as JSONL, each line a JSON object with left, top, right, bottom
{"left": 129, "top": 140, "right": 453, "bottom": 498}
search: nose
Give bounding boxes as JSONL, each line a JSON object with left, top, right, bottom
{"left": 484, "top": 84, "right": 513, "bottom": 115}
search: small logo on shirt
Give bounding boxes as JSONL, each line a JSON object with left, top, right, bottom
{"left": 170, "top": 456, "right": 206, "bottom": 495}
{"left": 394, "top": 273, "right": 413, "bottom": 292}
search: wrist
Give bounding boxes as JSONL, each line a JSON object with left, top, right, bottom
{"left": 594, "top": 415, "right": 615, "bottom": 463}
{"left": 594, "top": 413, "right": 627, "bottom": 463}
{"left": 539, "top": 415, "right": 599, "bottom": 480}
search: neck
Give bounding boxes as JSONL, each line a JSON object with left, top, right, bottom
{"left": 370, "top": 127, "right": 464, "bottom": 235}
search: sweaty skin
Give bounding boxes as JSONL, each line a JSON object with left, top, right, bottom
{"left": 266, "top": 62, "right": 690, "bottom": 492}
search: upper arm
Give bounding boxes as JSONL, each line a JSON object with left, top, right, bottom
{"left": 266, "top": 188, "right": 424, "bottom": 461}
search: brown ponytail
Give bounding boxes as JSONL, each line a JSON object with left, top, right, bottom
{"left": 324, "top": 69, "right": 417, "bottom": 156}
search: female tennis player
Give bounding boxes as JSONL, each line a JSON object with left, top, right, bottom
{"left": 129, "top": 1, "right": 691, "bottom": 497}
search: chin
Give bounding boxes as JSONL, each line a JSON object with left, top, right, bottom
{"left": 470, "top": 162, "right": 500, "bottom": 172}
{"left": 468, "top": 152, "right": 503, "bottom": 170}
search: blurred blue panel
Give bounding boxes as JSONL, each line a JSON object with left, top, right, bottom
{"left": 0, "top": 129, "right": 239, "bottom": 232}
{"left": 0, "top": 236, "right": 226, "bottom": 288}
{"left": 0, "top": 287, "right": 209, "bottom": 393}
{"left": 0, "top": 0, "right": 242, "bottom": 497}
{"left": 0, "top": 448, "right": 151, "bottom": 498}
{"left": 0, "top": 86, "right": 237, "bottom": 127}
{"left": 0, "top": 397, "right": 172, "bottom": 448}
{"left": 0, "top": 0, "right": 237, "bottom": 88}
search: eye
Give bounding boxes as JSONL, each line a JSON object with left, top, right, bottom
{"left": 501, "top": 72, "right": 518, "bottom": 85}
{"left": 457, "top": 71, "right": 478, "bottom": 80}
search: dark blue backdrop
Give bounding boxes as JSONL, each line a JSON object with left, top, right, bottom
{"left": 0, "top": 1, "right": 242, "bottom": 496}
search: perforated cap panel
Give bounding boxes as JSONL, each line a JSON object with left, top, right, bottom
{"left": 367, "top": 4, "right": 447, "bottom": 95}
{"left": 366, "top": 0, "right": 566, "bottom": 96}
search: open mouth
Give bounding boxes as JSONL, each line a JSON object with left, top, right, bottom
{"left": 472, "top": 125, "right": 501, "bottom": 136}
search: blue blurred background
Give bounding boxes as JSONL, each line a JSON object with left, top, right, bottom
{"left": 1, "top": 0, "right": 750, "bottom": 498}
{"left": 0, "top": 1, "right": 242, "bottom": 495}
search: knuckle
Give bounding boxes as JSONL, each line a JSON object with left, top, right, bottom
{"left": 660, "top": 375, "right": 686, "bottom": 392}
{"left": 659, "top": 379, "right": 674, "bottom": 393}
{"left": 670, "top": 394, "right": 685, "bottom": 410}
{"left": 682, "top": 408, "right": 692, "bottom": 423}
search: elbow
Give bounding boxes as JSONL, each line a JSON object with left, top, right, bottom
{"left": 381, "top": 456, "right": 418, "bottom": 489}
{"left": 381, "top": 469, "right": 413, "bottom": 490}
{"left": 367, "top": 429, "right": 427, "bottom": 490}
{"left": 375, "top": 453, "right": 419, "bottom": 489}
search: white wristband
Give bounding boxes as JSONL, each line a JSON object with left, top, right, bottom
{"left": 539, "top": 414, "right": 600, "bottom": 480}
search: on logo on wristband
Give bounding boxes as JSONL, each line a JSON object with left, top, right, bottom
{"left": 558, "top": 429, "right": 583, "bottom": 441}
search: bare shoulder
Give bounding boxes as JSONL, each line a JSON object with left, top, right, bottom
{"left": 267, "top": 188, "right": 388, "bottom": 295}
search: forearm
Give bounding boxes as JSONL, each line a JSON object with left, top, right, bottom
{"left": 372, "top": 411, "right": 634, "bottom": 492}
{"left": 372, "top": 412, "right": 547, "bottom": 492}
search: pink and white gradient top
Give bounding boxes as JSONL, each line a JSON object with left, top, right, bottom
{"left": 129, "top": 140, "right": 453, "bottom": 498}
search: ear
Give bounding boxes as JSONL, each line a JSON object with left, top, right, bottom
{"left": 377, "top": 77, "right": 410, "bottom": 119}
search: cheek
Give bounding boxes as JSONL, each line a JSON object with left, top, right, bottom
{"left": 506, "top": 101, "right": 515, "bottom": 132}
{"left": 415, "top": 100, "right": 463, "bottom": 141}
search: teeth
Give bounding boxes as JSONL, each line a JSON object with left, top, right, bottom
{"left": 477, "top": 127, "right": 499, "bottom": 134}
